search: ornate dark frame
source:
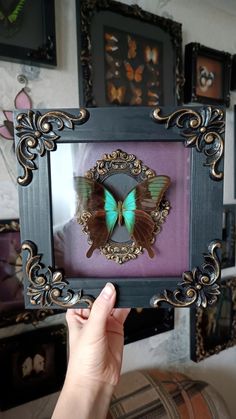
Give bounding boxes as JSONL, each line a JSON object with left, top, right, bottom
{"left": 191, "top": 276, "right": 236, "bottom": 362}
{"left": 0, "top": 0, "right": 56, "bottom": 67}
{"left": 0, "top": 324, "right": 66, "bottom": 410}
{"left": 14, "top": 105, "right": 224, "bottom": 309}
{"left": 221, "top": 204, "right": 236, "bottom": 269}
{"left": 76, "top": 0, "right": 184, "bottom": 106}
{"left": 0, "top": 219, "right": 61, "bottom": 327}
{"left": 184, "top": 42, "right": 232, "bottom": 107}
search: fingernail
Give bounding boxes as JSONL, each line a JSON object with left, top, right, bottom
{"left": 100, "top": 283, "right": 115, "bottom": 300}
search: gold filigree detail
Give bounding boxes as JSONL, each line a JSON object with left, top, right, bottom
{"left": 152, "top": 107, "right": 224, "bottom": 181}
{"left": 23, "top": 240, "right": 94, "bottom": 308}
{"left": 16, "top": 109, "right": 90, "bottom": 186}
{"left": 76, "top": 149, "right": 170, "bottom": 264}
{"left": 150, "top": 240, "right": 221, "bottom": 308}
{"left": 85, "top": 149, "right": 156, "bottom": 179}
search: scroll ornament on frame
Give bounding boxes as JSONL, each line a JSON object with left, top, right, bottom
{"left": 152, "top": 106, "right": 224, "bottom": 181}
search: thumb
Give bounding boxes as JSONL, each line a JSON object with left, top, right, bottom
{"left": 87, "top": 282, "right": 116, "bottom": 338}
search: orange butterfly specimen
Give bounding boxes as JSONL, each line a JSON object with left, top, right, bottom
{"left": 130, "top": 83, "right": 142, "bottom": 105}
{"left": 144, "top": 46, "right": 159, "bottom": 64}
{"left": 147, "top": 90, "right": 159, "bottom": 106}
{"left": 127, "top": 35, "right": 137, "bottom": 59}
{"left": 104, "top": 32, "right": 118, "bottom": 52}
{"left": 107, "top": 82, "right": 126, "bottom": 104}
{"left": 124, "top": 61, "right": 144, "bottom": 82}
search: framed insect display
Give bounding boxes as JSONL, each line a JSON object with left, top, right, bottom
{"left": 184, "top": 43, "right": 232, "bottom": 107}
{"left": 76, "top": 0, "right": 183, "bottom": 107}
{"left": 221, "top": 205, "right": 236, "bottom": 270}
{"left": 15, "top": 105, "right": 224, "bottom": 309}
{"left": 0, "top": 324, "right": 66, "bottom": 410}
{"left": 191, "top": 276, "right": 236, "bottom": 362}
{"left": 124, "top": 307, "right": 174, "bottom": 344}
{"left": 0, "top": 0, "right": 56, "bottom": 67}
{"left": 0, "top": 219, "right": 61, "bottom": 327}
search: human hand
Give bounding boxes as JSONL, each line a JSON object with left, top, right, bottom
{"left": 65, "top": 282, "right": 130, "bottom": 388}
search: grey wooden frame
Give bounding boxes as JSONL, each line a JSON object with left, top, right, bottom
{"left": 14, "top": 105, "right": 224, "bottom": 309}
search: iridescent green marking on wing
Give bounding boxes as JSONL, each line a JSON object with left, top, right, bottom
{"left": 123, "top": 189, "right": 136, "bottom": 234}
{"left": 104, "top": 189, "right": 118, "bottom": 231}
{"left": 148, "top": 176, "right": 169, "bottom": 200}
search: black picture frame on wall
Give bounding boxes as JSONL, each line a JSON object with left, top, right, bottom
{"left": 124, "top": 307, "right": 174, "bottom": 345}
{"left": 190, "top": 276, "right": 236, "bottom": 362}
{"left": 221, "top": 205, "right": 236, "bottom": 269}
{"left": 184, "top": 42, "right": 232, "bottom": 107}
{"left": 0, "top": 0, "right": 56, "bottom": 67}
{"left": 14, "top": 105, "right": 224, "bottom": 310}
{"left": 76, "top": 0, "right": 183, "bottom": 107}
{"left": 0, "top": 219, "right": 62, "bottom": 327}
{"left": 0, "top": 324, "right": 66, "bottom": 410}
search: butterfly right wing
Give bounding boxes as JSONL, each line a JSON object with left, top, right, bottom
{"left": 74, "top": 177, "right": 118, "bottom": 257}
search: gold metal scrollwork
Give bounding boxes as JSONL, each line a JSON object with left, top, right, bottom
{"left": 152, "top": 107, "right": 224, "bottom": 181}
{"left": 23, "top": 240, "right": 94, "bottom": 308}
{"left": 16, "top": 109, "right": 89, "bottom": 186}
{"left": 150, "top": 240, "right": 221, "bottom": 308}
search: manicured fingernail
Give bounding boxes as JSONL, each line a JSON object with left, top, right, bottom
{"left": 100, "top": 283, "right": 115, "bottom": 300}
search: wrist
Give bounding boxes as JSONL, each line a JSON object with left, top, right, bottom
{"left": 54, "top": 377, "right": 114, "bottom": 419}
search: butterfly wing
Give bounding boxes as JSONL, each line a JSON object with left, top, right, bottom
{"left": 74, "top": 177, "right": 118, "bottom": 257}
{"left": 122, "top": 176, "right": 170, "bottom": 257}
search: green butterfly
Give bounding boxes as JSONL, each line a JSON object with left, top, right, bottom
{"left": 74, "top": 175, "right": 170, "bottom": 258}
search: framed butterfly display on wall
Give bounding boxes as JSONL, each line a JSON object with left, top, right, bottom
{"left": 0, "top": 0, "right": 56, "bottom": 67}
{"left": 184, "top": 43, "right": 232, "bottom": 107}
{"left": 76, "top": 0, "right": 183, "bottom": 107}
{"left": 15, "top": 105, "right": 224, "bottom": 309}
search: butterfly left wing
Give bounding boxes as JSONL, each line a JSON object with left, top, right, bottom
{"left": 122, "top": 176, "right": 170, "bottom": 257}
{"left": 74, "top": 176, "right": 118, "bottom": 257}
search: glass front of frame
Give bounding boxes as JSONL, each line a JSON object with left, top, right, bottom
{"left": 51, "top": 141, "right": 190, "bottom": 278}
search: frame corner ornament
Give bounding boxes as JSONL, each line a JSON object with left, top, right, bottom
{"left": 15, "top": 108, "right": 90, "bottom": 186}
{"left": 152, "top": 106, "right": 224, "bottom": 181}
{"left": 22, "top": 240, "right": 94, "bottom": 308}
{"left": 150, "top": 240, "right": 221, "bottom": 308}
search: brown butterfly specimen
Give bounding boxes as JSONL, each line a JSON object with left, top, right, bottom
{"left": 74, "top": 176, "right": 170, "bottom": 258}
{"left": 127, "top": 35, "right": 137, "bottom": 59}
{"left": 147, "top": 90, "right": 159, "bottom": 106}
{"left": 105, "top": 53, "right": 121, "bottom": 79}
{"left": 130, "top": 83, "right": 142, "bottom": 105}
{"left": 107, "top": 82, "right": 126, "bottom": 104}
{"left": 146, "top": 64, "right": 160, "bottom": 88}
{"left": 124, "top": 61, "right": 144, "bottom": 82}
{"left": 104, "top": 32, "right": 118, "bottom": 52}
{"left": 144, "top": 46, "right": 159, "bottom": 64}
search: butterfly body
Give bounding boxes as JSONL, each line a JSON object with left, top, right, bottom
{"left": 75, "top": 175, "right": 170, "bottom": 258}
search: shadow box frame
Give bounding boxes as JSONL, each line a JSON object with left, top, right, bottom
{"left": 76, "top": 0, "right": 184, "bottom": 107}
{"left": 14, "top": 105, "right": 224, "bottom": 310}
{"left": 221, "top": 204, "right": 236, "bottom": 270}
{"left": 124, "top": 307, "right": 174, "bottom": 345}
{"left": 190, "top": 276, "right": 236, "bottom": 362}
{"left": 184, "top": 42, "right": 232, "bottom": 107}
{"left": 0, "top": 219, "right": 62, "bottom": 328}
{"left": 0, "top": 324, "right": 66, "bottom": 411}
{"left": 0, "top": 0, "right": 56, "bottom": 67}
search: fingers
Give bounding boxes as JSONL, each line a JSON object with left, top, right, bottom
{"left": 87, "top": 282, "right": 116, "bottom": 338}
{"left": 112, "top": 308, "right": 131, "bottom": 325}
{"left": 66, "top": 308, "right": 90, "bottom": 329}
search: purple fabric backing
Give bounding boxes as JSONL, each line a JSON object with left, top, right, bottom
{"left": 53, "top": 142, "right": 190, "bottom": 278}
